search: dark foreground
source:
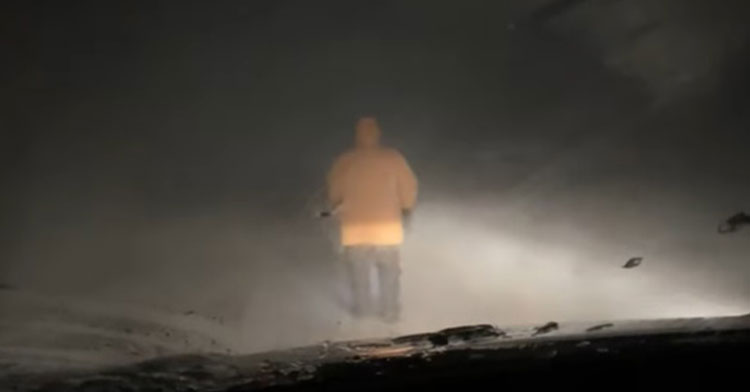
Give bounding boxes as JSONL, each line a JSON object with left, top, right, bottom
{"left": 6, "top": 315, "right": 750, "bottom": 391}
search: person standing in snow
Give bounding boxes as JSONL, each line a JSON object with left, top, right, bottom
{"left": 326, "top": 117, "right": 418, "bottom": 323}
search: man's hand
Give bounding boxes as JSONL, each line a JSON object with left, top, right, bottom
{"left": 318, "top": 203, "right": 343, "bottom": 219}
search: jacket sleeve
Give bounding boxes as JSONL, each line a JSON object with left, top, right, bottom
{"left": 327, "top": 153, "right": 350, "bottom": 207}
{"left": 394, "top": 152, "right": 418, "bottom": 210}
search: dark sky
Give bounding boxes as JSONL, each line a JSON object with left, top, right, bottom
{"left": 2, "top": 1, "right": 750, "bottom": 350}
{"left": 2, "top": 0, "right": 643, "bottom": 215}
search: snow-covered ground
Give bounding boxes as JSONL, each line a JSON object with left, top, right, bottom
{"left": 4, "top": 186, "right": 748, "bottom": 378}
{"left": 0, "top": 288, "right": 235, "bottom": 378}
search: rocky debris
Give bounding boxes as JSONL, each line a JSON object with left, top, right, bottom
{"left": 391, "top": 332, "right": 436, "bottom": 346}
{"left": 533, "top": 322, "right": 559, "bottom": 336}
{"left": 392, "top": 325, "right": 505, "bottom": 348}
{"left": 333, "top": 325, "right": 507, "bottom": 361}
{"left": 718, "top": 212, "right": 750, "bottom": 234}
{"left": 623, "top": 257, "right": 643, "bottom": 269}
{"left": 586, "top": 323, "right": 614, "bottom": 332}
{"left": 439, "top": 325, "right": 507, "bottom": 342}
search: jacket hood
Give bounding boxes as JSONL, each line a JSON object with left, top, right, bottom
{"left": 355, "top": 117, "right": 381, "bottom": 148}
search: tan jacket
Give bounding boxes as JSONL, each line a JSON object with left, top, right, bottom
{"left": 327, "top": 118, "right": 418, "bottom": 246}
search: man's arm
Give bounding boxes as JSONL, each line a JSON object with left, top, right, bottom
{"left": 394, "top": 152, "right": 418, "bottom": 211}
{"left": 326, "top": 153, "right": 351, "bottom": 209}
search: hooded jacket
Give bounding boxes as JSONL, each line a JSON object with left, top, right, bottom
{"left": 327, "top": 118, "right": 418, "bottom": 246}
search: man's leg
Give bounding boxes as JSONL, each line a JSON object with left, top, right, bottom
{"left": 375, "top": 247, "right": 401, "bottom": 323}
{"left": 344, "top": 247, "right": 373, "bottom": 317}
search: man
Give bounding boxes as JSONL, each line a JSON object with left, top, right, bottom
{"left": 327, "top": 117, "right": 418, "bottom": 322}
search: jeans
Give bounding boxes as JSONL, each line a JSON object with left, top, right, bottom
{"left": 343, "top": 246, "right": 401, "bottom": 322}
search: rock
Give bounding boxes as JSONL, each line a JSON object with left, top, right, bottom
{"left": 533, "top": 322, "right": 559, "bottom": 336}
{"left": 586, "top": 323, "right": 614, "bottom": 332}
{"left": 623, "top": 257, "right": 643, "bottom": 269}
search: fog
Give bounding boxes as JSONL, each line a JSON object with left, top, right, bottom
{"left": 2, "top": 1, "right": 750, "bottom": 356}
